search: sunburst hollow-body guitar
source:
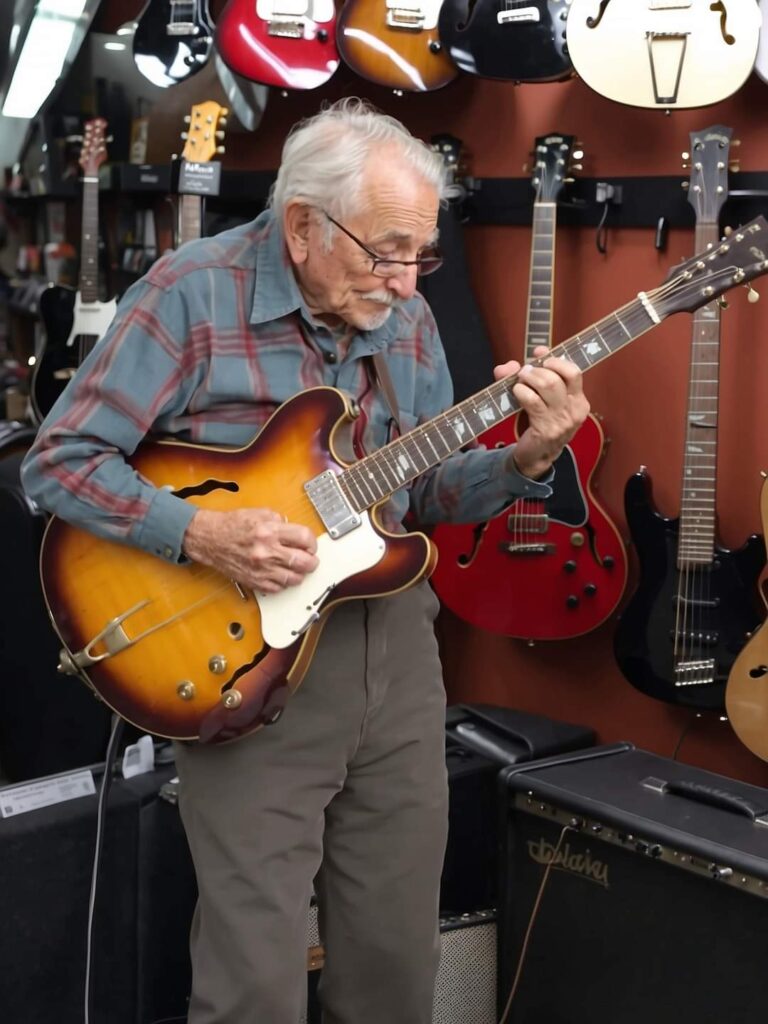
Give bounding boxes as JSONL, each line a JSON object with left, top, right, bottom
{"left": 39, "top": 215, "right": 768, "bottom": 744}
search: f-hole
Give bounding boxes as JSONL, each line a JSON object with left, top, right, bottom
{"left": 586, "top": 0, "right": 613, "bottom": 29}
{"left": 710, "top": 2, "right": 735, "bottom": 45}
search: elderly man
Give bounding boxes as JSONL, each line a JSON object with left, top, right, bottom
{"left": 22, "top": 99, "right": 588, "bottom": 1024}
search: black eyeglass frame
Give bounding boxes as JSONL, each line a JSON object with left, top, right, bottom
{"left": 322, "top": 211, "right": 443, "bottom": 277}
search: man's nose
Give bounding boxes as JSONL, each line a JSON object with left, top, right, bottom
{"left": 384, "top": 264, "right": 418, "bottom": 300}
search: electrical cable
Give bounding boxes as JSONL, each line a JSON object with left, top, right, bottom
{"left": 84, "top": 713, "right": 125, "bottom": 1024}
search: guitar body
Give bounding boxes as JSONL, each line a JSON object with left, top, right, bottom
{"left": 215, "top": 0, "right": 340, "bottom": 89}
{"left": 614, "top": 469, "right": 764, "bottom": 709}
{"left": 336, "top": 0, "right": 459, "bottom": 92}
{"left": 437, "top": 0, "right": 572, "bottom": 81}
{"left": 566, "top": 0, "right": 761, "bottom": 108}
{"left": 132, "top": 0, "right": 214, "bottom": 88}
{"left": 31, "top": 287, "right": 117, "bottom": 423}
{"left": 726, "top": 477, "right": 768, "bottom": 761}
{"left": 756, "top": 0, "right": 768, "bottom": 83}
{"left": 430, "top": 413, "right": 628, "bottom": 640}
{"left": 40, "top": 388, "right": 434, "bottom": 744}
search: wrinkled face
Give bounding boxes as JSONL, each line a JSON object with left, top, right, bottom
{"left": 288, "top": 145, "right": 441, "bottom": 331}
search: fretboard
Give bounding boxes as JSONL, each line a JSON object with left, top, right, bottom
{"left": 338, "top": 291, "right": 663, "bottom": 513}
{"left": 678, "top": 219, "right": 721, "bottom": 566}
{"left": 178, "top": 193, "right": 203, "bottom": 247}
{"left": 525, "top": 201, "right": 556, "bottom": 358}
{"left": 78, "top": 179, "right": 100, "bottom": 303}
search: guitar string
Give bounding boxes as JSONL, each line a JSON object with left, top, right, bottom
{"left": 103, "top": 260, "right": 740, "bottom": 653}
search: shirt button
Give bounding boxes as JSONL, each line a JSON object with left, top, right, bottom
{"left": 163, "top": 546, "right": 174, "bottom": 559}
{"left": 323, "top": 350, "right": 338, "bottom": 364}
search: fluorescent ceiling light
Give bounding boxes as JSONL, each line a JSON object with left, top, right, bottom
{"left": 2, "top": 0, "right": 89, "bottom": 119}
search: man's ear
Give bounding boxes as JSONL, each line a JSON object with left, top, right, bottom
{"left": 283, "top": 201, "right": 313, "bottom": 265}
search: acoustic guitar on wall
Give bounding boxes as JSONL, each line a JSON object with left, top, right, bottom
{"left": 565, "top": 0, "right": 761, "bottom": 109}
{"left": 37, "top": 216, "right": 768, "bottom": 744}
{"left": 614, "top": 126, "right": 764, "bottom": 710}
{"left": 430, "top": 134, "right": 628, "bottom": 642}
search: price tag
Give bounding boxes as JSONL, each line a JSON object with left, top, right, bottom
{"left": 0, "top": 770, "right": 96, "bottom": 818}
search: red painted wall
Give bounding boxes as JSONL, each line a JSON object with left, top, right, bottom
{"left": 94, "top": 2, "right": 768, "bottom": 783}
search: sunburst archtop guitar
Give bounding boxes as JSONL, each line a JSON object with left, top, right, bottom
{"left": 40, "top": 218, "right": 768, "bottom": 744}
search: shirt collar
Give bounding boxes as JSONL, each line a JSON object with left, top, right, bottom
{"left": 249, "top": 209, "right": 401, "bottom": 352}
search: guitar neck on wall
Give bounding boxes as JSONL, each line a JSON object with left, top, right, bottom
{"left": 30, "top": 119, "right": 117, "bottom": 424}
{"left": 614, "top": 126, "right": 765, "bottom": 710}
{"left": 565, "top": 0, "right": 762, "bottom": 109}
{"left": 176, "top": 101, "right": 228, "bottom": 248}
{"left": 430, "top": 134, "right": 629, "bottom": 642}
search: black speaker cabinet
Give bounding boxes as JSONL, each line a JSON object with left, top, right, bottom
{"left": 498, "top": 743, "right": 768, "bottom": 1024}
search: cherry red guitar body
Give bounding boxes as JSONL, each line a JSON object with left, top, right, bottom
{"left": 430, "top": 413, "right": 628, "bottom": 640}
{"left": 215, "top": 0, "right": 340, "bottom": 89}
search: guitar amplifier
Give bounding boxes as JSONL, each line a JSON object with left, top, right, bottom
{"left": 498, "top": 743, "right": 768, "bottom": 1024}
{"left": 302, "top": 907, "right": 497, "bottom": 1024}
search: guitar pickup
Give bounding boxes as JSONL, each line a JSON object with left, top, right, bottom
{"left": 507, "top": 513, "right": 548, "bottom": 534}
{"left": 305, "top": 470, "right": 361, "bottom": 539}
{"left": 166, "top": 23, "right": 200, "bottom": 35}
{"left": 498, "top": 6, "right": 540, "bottom": 24}
{"left": 386, "top": 8, "right": 425, "bottom": 28}
{"left": 670, "top": 630, "right": 719, "bottom": 647}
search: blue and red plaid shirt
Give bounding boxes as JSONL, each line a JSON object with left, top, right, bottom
{"left": 21, "top": 211, "right": 550, "bottom": 562}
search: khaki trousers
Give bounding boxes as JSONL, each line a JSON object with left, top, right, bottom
{"left": 174, "top": 583, "right": 449, "bottom": 1024}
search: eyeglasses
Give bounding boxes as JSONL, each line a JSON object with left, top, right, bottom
{"left": 322, "top": 211, "right": 443, "bottom": 278}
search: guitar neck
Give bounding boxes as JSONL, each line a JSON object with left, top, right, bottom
{"left": 178, "top": 193, "right": 203, "bottom": 247}
{"left": 679, "top": 218, "right": 721, "bottom": 566}
{"left": 525, "top": 201, "right": 556, "bottom": 358}
{"left": 339, "top": 288, "right": 664, "bottom": 511}
{"left": 78, "top": 178, "right": 101, "bottom": 303}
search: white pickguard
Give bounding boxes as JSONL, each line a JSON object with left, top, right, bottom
{"left": 66, "top": 293, "right": 118, "bottom": 349}
{"left": 256, "top": 0, "right": 335, "bottom": 23}
{"left": 256, "top": 511, "right": 386, "bottom": 649}
{"left": 566, "top": 0, "right": 761, "bottom": 109}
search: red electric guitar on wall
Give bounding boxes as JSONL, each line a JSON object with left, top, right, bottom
{"left": 430, "top": 134, "right": 628, "bottom": 641}
{"left": 214, "top": 0, "right": 340, "bottom": 89}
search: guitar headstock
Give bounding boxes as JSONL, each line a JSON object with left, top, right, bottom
{"left": 530, "top": 133, "right": 582, "bottom": 203}
{"left": 660, "top": 215, "right": 768, "bottom": 315}
{"left": 79, "top": 119, "right": 109, "bottom": 177}
{"left": 683, "top": 125, "right": 734, "bottom": 223}
{"left": 430, "top": 133, "right": 470, "bottom": 199}
{"left": 181, "top": 102, "right": 229, "bottom": 163}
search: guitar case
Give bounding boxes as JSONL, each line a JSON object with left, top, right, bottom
{"left": 0, "top": 480, "right": 112, "bottom": 781}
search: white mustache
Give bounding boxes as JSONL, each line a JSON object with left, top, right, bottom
{"left": 358, "top": 289, "right": 403, "bottom": 307}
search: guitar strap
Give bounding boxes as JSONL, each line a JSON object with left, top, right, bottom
{"left": 367, "top": 352, "right": 401, "bottom": 437}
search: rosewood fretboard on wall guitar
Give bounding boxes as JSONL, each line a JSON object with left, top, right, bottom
{"left": 614, "top": 126, "right": 764, "bottom": 710}
{"left": 430, "top": 134, "right": 628, "bottom": 642}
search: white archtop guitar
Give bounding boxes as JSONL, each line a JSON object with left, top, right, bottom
{"left": 566, "top": 0, "right": 762, "bottom": 109}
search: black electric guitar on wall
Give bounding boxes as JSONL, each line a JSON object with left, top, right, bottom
{"left": 438, "top": 0, "right": 573, "bottom": 82}
{"left": 614, "top": 126, "right": 764, "bottom": 710}
{"left": 30, "top": 119, "right": 116, "bottom": 424}
{"left": 133, "top": 0, "right": 215, "bottom": 89}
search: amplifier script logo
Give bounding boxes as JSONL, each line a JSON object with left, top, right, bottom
{"left": 527, "top": 837, "right": 609, "bottom": 888}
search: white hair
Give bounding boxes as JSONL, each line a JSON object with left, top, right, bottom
{"left": 268, "top": 98, "right": 449, "bottom": 230}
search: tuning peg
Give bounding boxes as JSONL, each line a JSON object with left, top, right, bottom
{"left": 730, "top": 161, "right": 740, "bottom": 173}
{"left": 732, "top": 138, "right": 742, "bottom": 147}
{"left": 221, "top": 107, "right": 229, "bottom": 116}
{"left": 216, "top": 146, "right": 226, "bottom": 154}
{"left": 184, "top": 114, "right": 191, "bottom": 124}
{"left": 681, "top": 181, "right": 690, "bottom": 190}
{"left": 564, "top": 177, "right": 575, "bottom": 184}
{"left": 746, "top": 284, "right": 760, "bottom": 303}
{"left": 573, "top": 149, "right": 584, "bottom": 161}
{"left": 571, "top": 163, "right": 583, "bottom": 172}
{"left": 215, "top": 130, "right": 225, "bottom": 140}
{"left": 181, "top": 132, "right": 189, "bottom": 140}
{"left": 717, "top": 297, "right": 729, "bottom": 309}
{"left": 681, "top": 150, "right": 690, "bottom": 161}
{"left": 219, "top": 117, "right": 228, "bottom": 128}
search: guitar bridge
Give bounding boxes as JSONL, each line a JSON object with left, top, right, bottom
{"left": 499, "top": 542, "right": 557, "bottom": 556}
{"left": 267, "top": 19, "right": 304, "bottom": 36}
{"left": 674, "top": 658, "right": 716, "bottom": 686}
